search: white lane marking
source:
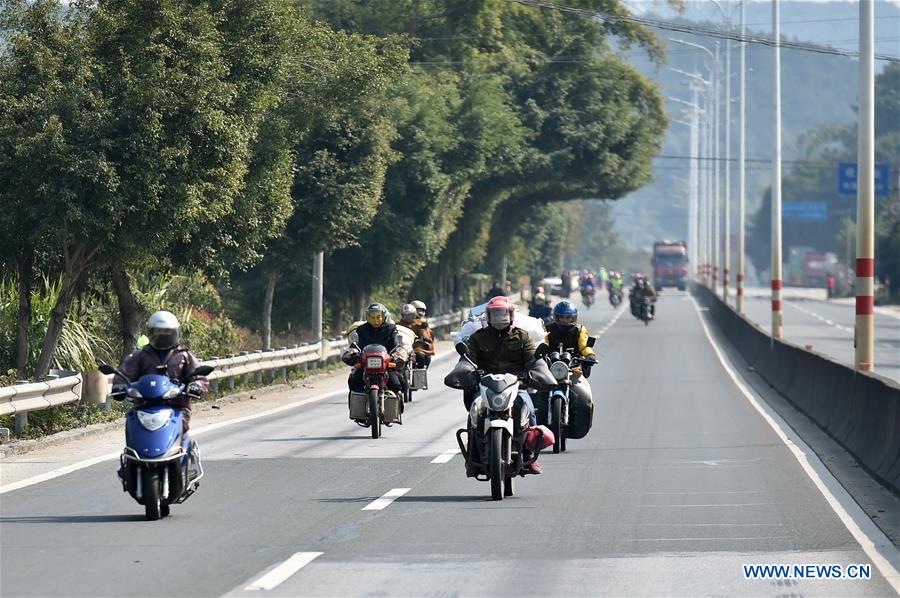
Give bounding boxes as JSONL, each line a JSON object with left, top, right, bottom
{"left": 361, "top": 487, "right": 411, "bottom": 511}
{"left": 0, "top": 388, "right": 347, "bottom": 495}
{"left": 244, "top": 552, "right": 322, "bottom": 591}
{"left": 596, "top": 303, "right": 628, "bottom": 337}
{"left": 430, "top": 448, "right": 459, "bottom": 464}
{"left": 690, "top": 295, "right": 900, "bottom": 591}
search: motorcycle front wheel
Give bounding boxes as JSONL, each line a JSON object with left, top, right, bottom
{"left": 369, "top": 389, "right": 381, "bottom": 439}
{"left": 142, "top": 468, "right": 162, "bottom": 521}
{"left": 551, "top": 396, "right": 563, "bottom": 454}
{"left": 489, "top": 427, "right": 503, "bottom": 501}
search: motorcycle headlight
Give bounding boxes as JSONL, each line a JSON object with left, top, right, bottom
{"left": 483, "top": 385, "right": 515, "bottom": 411}
{"left": 136, "top": 408, "right": 173, "bottom": 431}
{"left": 163, "top": 387, "right": 181, "bottom": 400}
{"left": 550, "top": 361, "right": 569, "bottom": 381}
{"left": 126, "top": 387, "right": 142, "bottom": 399}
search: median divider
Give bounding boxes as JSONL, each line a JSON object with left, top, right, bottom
{"left": 692, "top": 284, "right": 900, "bottom": 495}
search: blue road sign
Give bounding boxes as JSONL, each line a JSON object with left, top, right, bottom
{"left": 837, "top": 162, "right": 891, "bottom": 197}
{"left": 783, "top": 202, "right": 828, "bottom": 222}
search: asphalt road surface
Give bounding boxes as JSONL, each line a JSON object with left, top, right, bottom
{"left": 733, "top": 287, "right": 900, "bottom": 382}
{"left": 1, "top": 292, "right": 897, "bottom": 597}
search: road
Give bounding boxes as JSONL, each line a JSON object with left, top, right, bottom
{"left": 731, "top": 287, "right": 900, "bottom": 382}
{"left": 1, "top": 292, "right": 897, "bottom": 597}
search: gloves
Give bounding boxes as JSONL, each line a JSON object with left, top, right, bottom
{"left": 187, "top": 382, "right": 203, "bottom": 396}
{"left": 111, "top": 384, "right": 127, "bottom": 400}
{"left": 581, "top": 357, "right": 597, "bottom": 378}
{"left": 341, "top": 349, "right": 360, "bottom": 366}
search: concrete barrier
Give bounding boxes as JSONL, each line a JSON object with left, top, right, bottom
{"left": 693, "top": 284, "right": 900, "bottom": 494}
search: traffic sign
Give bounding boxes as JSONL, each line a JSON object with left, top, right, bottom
{"left": 837, "top": 162, "right": 891, "bottom": 197}
{"left": 783, "top": 201, "right": 828, "bottom": 222}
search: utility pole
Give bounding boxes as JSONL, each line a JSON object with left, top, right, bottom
{"left": 855, "top": 0, "right": 875, "bottom": 371}
{"left": 690, "top": 86, "right": 701, "bottom": 279}
{"left": 737, "top": 0, "right": 747, "bottom": 313}
{"left": 712, "top": 41, "right": 721, "bottom": 294}
{"left": 312, "top": 252, "right": 324, "bottom": 341}
{"left": 771, "top": 0, "right": 783, "bottom": 338}
{"left": 723, "top": 24, "right": 732, "bottom": 304}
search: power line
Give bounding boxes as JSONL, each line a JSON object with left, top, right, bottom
{"left": 510, "top": 0, "right": 900, "bottom": 63}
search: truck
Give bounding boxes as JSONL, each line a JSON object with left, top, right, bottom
{"left": 651, "top": 240, "right": 688, "bottom": 291}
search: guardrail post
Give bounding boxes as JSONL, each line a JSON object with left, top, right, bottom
{"left": 279, "top": 347, "right": 288, "bottom": 381}
{"left": 208, "top": 358, "right": 220, "bottom": 394}
{"left": 225, "top": 354, "right": 236, "bottom": 391}
{"left": 14, "top": 380, "right": 29, "bottom": 435}
{"left": 239, "top": 351, "right": 249, "bottom": 385}
{"left": 254, "top": 350, "right": 263, "bottom": 384}
{"left": 0, "top": 427, "right": 9, "bottom": 442}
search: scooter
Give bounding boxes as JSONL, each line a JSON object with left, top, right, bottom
{"left": 640, "top": 297, "right": 653, "bottom": 325}
{"left": 608, "top": 287, "right": 622, "bottom": 307}
{"left": 99, "top": 362, "right": 213, "bottom": 521}
{"left": 445, "top": 343, "right": 556, "bottom": 501}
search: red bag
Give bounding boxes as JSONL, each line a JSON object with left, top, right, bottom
{"left": 525, "top": 425, "right": 555, "bottom": 451}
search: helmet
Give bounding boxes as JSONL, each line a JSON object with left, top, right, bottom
{"left": 365, "top": 303, "right": 388, "bottom": 328}
{"left": 147, "top": 310, "right": 180, "bottom": 350}
{"left": 485, "top": 296, "right": 515, "bottom": 331}
{"left": 399, "top": 303, "right": 417, "bottom": 323}
{"left": 533, "top": 292, "right": 546, "bottom": 306}
{"left": 411, "top": 300, "right": 426, "bottom": 317}
{"left": 552, "top": 300, "right": 578, "bottom": 329}
{"left": 535, "top": 285, "right": 545, "bottom": 295}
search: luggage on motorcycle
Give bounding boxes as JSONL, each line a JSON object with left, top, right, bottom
{"left": 566, "top": 382, "right": 594, "bottom": 439}
{"left": 383, "top": 391, "right": 402, "bottom": 424}
{"left": 349, "top": 392, "right": 368, "bottom": 420}
{"left": 525, "top": 425, "right": 555, "bottom": 451}
{"left": 410, "top": 368, "right": 428, "bottom": 390}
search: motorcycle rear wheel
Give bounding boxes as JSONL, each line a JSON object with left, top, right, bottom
{"left": 551, "top": 396, "right": 563, "bottom": 454}
{"left": 369, "top": 389, "right": 381, "bottom": 439}
{"left": 143, "top": 469, "right": 162, "bottom": 521}
{"left": 489, "top": 428, "right": 503, "bottom": 501}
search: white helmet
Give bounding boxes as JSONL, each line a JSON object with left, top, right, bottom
{"left": 411, "top": 300, "right": 426, "bottom": 317}
{"left": 147, "top": 310, "right": 181, "bottom": 350}
{"left": 400, "top": 303, "right": 417, "bottom": 323}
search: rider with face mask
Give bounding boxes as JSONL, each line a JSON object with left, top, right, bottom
{"left": 463, "top": 296, "right": 542, "bottom": 474}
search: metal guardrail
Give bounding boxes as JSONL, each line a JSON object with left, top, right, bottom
{"left": 0, "top": 302, "right": 490, "bottom": 434}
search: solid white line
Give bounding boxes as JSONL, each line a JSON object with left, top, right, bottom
{"left": 0, "top": 389, "right": 347, "bottom": 495}
{"left": 430, "top": 449, "right": 459, "bottom": 464}
{"left": 244, "top": 552, "right": 322, "bottom": 591}
{"left": 689, "top": 295, "right": 900, "bottom": 591}
{"left": 361, "top": 487, "right": 410, "bottom": 511}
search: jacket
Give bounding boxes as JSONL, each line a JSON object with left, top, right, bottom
{"left": 544, "top": 323, "right": 596, "bottom": 358}
{"left": 465, "top": 325, "right": 535, "bottom": 375}
{"left": 345, "top": 322, "right": 411, "bottom": 364}
{"left": 528, "top": 303, "right": 552, "bottom": 320}
{"left": 406, "top": 318, "right": 435, "bottom": 356}
{"left": 114, "top": 345, "right": 209, "bottom": 409}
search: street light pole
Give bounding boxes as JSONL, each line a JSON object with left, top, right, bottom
{"left": 723, "top": 21, "right": 732, "bottom": 304}
{"left": 771, "top": 0, "right": 783, "bottom": 338}
{"left": 855, "top": 0, "right": 875, "bottom": 371}
{"left": 737, "top": 0, "right": 747, "bottom": 313}
{"left": 712, "top": 41, "right": 721, "bottom": 294}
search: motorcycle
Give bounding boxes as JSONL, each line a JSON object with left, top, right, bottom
{"left": 347, "top": 331, "right": 403, "bottom": 439}
{"left": 401, "top": 338, "right": 431, "bottom": 403}
{"left": 581, "top": 286, "right": 596, "bottom": 309}
{"left": 640, "top": 297, "right": 653, "bottom": 325}
{"left": 99, "top": 362, "right": 213, "bottom": 521}
{"left": 608, "top": 287, "right": 622, "bottom": 307}
{"left": 537, "top": 340, "right": 595, "bottom": 454}
{"left": 445, "top": 343, "right": 556, "bottom": 501}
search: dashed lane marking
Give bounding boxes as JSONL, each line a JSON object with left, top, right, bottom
{"left": 244, "top": 552, "right": 323, "bottom": 591}
{"left": 431, "top": 449, "right": 459, "bottom": 464}
{"left": 361, "top": 488, "right": 411, "bottom": 511}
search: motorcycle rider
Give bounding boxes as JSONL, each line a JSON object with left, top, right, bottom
{"left": 113, "top": 310, "right": 208, "bottom": 431}
{"left": 113, "top": 310, "right": 207, "bottom": 480}
{"left": 400, "top": 303, "right": 435, "bottom": 368}
{"left": 463, "top": 295, "right": 542, "bottom": 474}
{"left": 638, "top": 279, "right": 658, "bottom": 319}
{"left": 528, "top": 292, "right": 553, "bottom": 322}
{"left": 537, "top": 301, "right": 596, "bottom": 412}
{"left": 342, "top": 303, "right": 411, "bottom": 394}
{"left": 411, "top": 300, "right": 428, "bottom": 321}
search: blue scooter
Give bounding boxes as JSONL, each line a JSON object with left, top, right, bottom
{"left": 99, "top": 363, "right": 213, "bottom": 520}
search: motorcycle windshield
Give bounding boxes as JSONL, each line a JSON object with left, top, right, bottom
{"left": 362, "top": 344, "right": 388, "bottom": 356}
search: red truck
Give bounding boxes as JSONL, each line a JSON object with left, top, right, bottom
{"left": 651, "top": 240, "right": 688, "bottom": 291}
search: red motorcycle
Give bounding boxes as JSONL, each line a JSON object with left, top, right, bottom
{"left": 348, "top": 332, "right": 402, "bottom": 439}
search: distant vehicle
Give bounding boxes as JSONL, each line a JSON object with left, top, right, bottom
{"left": 651, "top": 240, "right": 688, "bottom": 291}
{"left": 540, "top": 276, "right": 563, "bottom": 295}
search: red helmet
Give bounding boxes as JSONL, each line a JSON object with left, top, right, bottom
{"left": 485, "top": 295, "right": 515, "bottom": 330}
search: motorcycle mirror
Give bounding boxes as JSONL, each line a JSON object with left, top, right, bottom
{"left": 98, "top": 363, "right": 117, "bottom": 376}
{"left": 155, "top": 364, "right": 168, "bottom": 375}
{"left": 586, "top": 336, "right": 596, "bottom": 348}
{"left": 348, "top": 331, "right": 359, "bottom": 345}
{"left": 455, "top": 342, "right": 470, "bottom": 356}
{"left": 193, "top": 365, "right": 214, "bottom": 377}
{"left": 534, "top": 343, "right": 549, "bottom": 359}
